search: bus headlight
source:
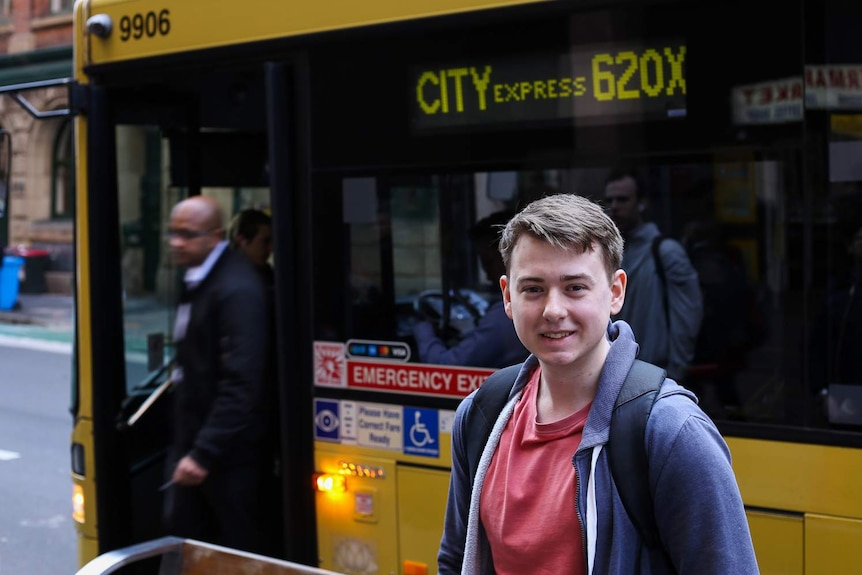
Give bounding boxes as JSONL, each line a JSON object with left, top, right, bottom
{"left": 72, "top": 484, "right": 85, "bottom": 523}
{"left": 314, "top": 473, "right": 347, "bottom": 493}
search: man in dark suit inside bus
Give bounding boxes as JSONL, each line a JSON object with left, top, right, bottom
{"left": 164, "top": 195, "right": 269, "bottom": 552}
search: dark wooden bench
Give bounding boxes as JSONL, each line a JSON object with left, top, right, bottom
{"left": 75, "top": 536, "right": 345, "bottom": 575}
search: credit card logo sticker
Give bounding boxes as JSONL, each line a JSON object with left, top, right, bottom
{"left": 346, "top": 339, "right": 411, "bottom": 362}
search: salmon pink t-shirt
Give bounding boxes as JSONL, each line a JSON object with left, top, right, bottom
{"left": 480, "top": 367, "right": 590, "bottom": 575}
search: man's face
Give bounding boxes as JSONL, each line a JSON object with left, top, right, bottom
{"left": 240, "top": 223, "right": 273, "bottom": 267}
{"left": 500, "top": 234, "right": 626, "bottom": 380}
{"left": 604, "top": 176, "right": 641, "bottom": 233}
{"left": 167, "top": 205, "right": 221, "bottom": 268}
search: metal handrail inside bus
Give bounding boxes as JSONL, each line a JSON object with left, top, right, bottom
{"left": 119, "top": 360, "right": 175, "bottom": 429}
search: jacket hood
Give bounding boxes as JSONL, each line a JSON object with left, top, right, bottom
{"left": 580, "top": 320, "right": 639, "bottom": 449}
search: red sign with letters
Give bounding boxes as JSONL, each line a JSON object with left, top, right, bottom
{"left": 346, "top": 359, "right": 495, "bottom": 399}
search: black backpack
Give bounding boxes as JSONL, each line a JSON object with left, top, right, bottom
{"left": 464, "top": 359, "right": 667, "bottom": 548}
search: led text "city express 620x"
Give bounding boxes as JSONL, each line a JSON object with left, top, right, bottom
{"left": 414, "top": 44, "right": 687, "bottom": 123}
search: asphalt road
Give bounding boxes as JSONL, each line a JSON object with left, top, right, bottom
{"left": 0, "top": 342, "right": 77, "bottom": 574}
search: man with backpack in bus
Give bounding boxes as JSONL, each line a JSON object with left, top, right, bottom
{"left": 437, "top": 194, "right": 758, "bottom": 574}
{"left": 164, "top": 195, "right": 269, "bottom": 553}
{"left": 604, "top": 169, "right": 703, "bottom": 384}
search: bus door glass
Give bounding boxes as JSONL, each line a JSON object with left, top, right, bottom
{"left": 95, "top": 59, "right": 272, "bottom": 547}
{"left": 115, "top": 128, "right": 271, "bottom": 397}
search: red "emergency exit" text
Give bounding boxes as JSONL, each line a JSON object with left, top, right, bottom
{"left": 347, "top": 359, "right": 495, "bottom": 398}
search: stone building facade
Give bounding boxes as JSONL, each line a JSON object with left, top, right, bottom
{"left": 0, "top": 0, "right": 73, "bottom": 293}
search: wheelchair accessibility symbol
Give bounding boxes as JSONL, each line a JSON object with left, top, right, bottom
{"left": 403, "top": 407, "right": 439, "bottom": 457}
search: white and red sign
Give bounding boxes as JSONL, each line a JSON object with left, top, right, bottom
{"left": 731, "top": 77, "right": 803, "bottom": 125}
{"left": 731, "top": 66, "right": 862, "bottom": 125}
{"left": 805, "top": 65, "right": 862, "bottom": 110}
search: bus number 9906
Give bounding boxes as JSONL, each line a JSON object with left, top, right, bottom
{"left": 119, "top": 10, "right": 170, "bottom": 42}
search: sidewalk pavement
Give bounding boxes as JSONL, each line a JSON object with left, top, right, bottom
{"left": 0, "top": 292, "right": 172, "bottom": 357}
{"left": 0, "top": 293, "right": 75, "bottom": 350}
{"left": 0, "top": 293, "right": 74, "bottom": 328}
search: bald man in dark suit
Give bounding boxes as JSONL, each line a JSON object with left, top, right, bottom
{"left": 164, "top": 195, "right": 269, "bottom": 552}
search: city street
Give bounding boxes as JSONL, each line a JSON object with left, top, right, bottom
{"left": 0, "top": 342, "right": 77, "bottom": 574}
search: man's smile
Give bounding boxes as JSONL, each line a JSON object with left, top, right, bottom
{"left": 542, "top": 331, "right": 573, "bottom": 339}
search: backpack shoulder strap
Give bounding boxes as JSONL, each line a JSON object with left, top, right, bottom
{"left": 608, "top": 359, "right": 667, "bottom": 548}
{"left": 651, "top": 235, "right": 670, "bottom": 329}
{"left": 464, "top": 363, "right": 523, "bottom": 483}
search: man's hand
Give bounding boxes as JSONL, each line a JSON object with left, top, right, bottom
{"left": 171, "top": 455, "right": 209, "bottom": 486}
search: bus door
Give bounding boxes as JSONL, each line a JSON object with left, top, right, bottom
{"left": 75, "top": 73, "right": 279, "bottom": 557}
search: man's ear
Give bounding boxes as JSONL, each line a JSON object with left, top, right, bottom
{"left": 500, "top": 275, "right": 513, "bottom": 319}
{"left": 610, "top": 269, "right": 627, "bottom": 316}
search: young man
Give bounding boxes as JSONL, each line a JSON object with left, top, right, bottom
{"left": 604, "top": 170, "right": 702, "bottom": 383}
{"left": 438, "top": 194, "right": 758, "bottom": 574}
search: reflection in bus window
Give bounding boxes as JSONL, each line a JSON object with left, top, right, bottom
{"left": 317, "top": 174, "right": 530, "bottom": 368}
{"left": 807, "top": 131, "right": 862, "bottom": 427}
{"left": 117, "top": 126, "right": 177, "bottom": 392}
{"left": 411, "top": 210, "right": 528, "bottom": 368}
{"left": 310, "top": 153, "right": 862, "bottom": 430}
{"left": 116, "top": 124, "right": 272, "bottom": 395}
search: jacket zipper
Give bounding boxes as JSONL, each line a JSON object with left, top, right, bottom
{"left": 573, "top": 452, "right": 589, "bottom": 571}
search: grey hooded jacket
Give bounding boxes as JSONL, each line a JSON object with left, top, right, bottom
{"left": 614, "top": 222, "right": 702, "bottom": 382}
{"left": 438, "top": 321, "right": 759, "bottom": 575}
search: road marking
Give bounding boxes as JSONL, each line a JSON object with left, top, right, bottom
{"left": 0, "top": 449, "right": 21, "bottom": 461}
{"left": 0, "top": 334, "right": 72, "bottom": 354}
{"left": 20, "top": 514, "right": 66, "bottom": 528}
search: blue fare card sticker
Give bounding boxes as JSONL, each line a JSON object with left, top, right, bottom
{"left": 314, "top": 399, "right": 340, "bottom": 441}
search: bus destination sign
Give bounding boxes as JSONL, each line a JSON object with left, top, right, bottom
{"left": 412, "top": 42, "right": 687, "bottom": 130}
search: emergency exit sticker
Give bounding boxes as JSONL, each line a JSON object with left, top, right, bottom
{"left": 403, "top": 407, "right": 439, "bottom": 457}
{"left": 314, "top": 341, "right": 346, "bottom": 387}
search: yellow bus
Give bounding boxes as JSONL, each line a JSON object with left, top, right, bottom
{"left": 67, "top": 0, "right": 862, "bottom": 573}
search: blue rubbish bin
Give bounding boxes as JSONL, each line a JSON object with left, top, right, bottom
{"left": 0, "top": 255, "right": 23, "bottom": 310}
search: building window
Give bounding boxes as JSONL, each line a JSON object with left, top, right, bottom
{"left": 52, "top": 119, "right": 74, "bottom": 219}
{"left": 0, "top": 0, "right": 11, "bottom": 20}
{"left": 50, "top": 0, "right": 73, "bottom": 14}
